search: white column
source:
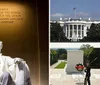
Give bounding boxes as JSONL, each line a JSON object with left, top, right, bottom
{"left": 72, "top": 25, "right": 74, "bottom": 37}
{"left": 77, "top": 25, "right": 78, "bottom": 38}
{"left": 80, "top": 25, "right": 82, "bottom": 39}
{"left": 84, "top": 25, "right": 87, "bottom": 36}
{"left": 66, "top": 26, "right": 67, "bottom": 37}
{"left": 68, "top": 25, "right": 70, "bottom": 38}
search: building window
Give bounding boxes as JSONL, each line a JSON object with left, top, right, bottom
{"left": 67, "top": 25, "right": 68, "bottom": 30}
{"left": 74, "top": 25, "right": 77, "bottom": 30}
{"left": 82, "top": 25, "right": 84, "bottom": 30}
{"left": 70, "top": 25, "right": 72, "bottom": 31}
{"left": 70, "top": 30, "right": 72, "bottom": 37}
{"left": 78, "top": 25, "right": 81, "bottom": 31}
{"left": 74, "top": 25, "right": 77, "bottom": 35}
{"left": 78, "top": 31, "right": 80, "bottom": 36}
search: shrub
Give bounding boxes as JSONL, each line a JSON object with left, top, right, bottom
{"left": 59, "top": 53, "right": 67, "bottom": 60}
{"left": 50, "top": 49, "right": 58, "bottom": 65}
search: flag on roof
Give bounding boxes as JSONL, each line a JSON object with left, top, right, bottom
{"left": 73, "top": 7, "right": 76, "bottom": 10}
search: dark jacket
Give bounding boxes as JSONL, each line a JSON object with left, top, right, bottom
{"left": 85, "top": 66, "right": 91, "bottom": 77}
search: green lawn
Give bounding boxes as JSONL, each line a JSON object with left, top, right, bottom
{"left": 55, "top": 62, "right": 67, "bottom": 69}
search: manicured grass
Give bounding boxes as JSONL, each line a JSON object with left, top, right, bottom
{"left": 55, "top": 62, "right": 67, "bottom": 69}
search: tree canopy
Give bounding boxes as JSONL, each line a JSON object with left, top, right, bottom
{"left": 80, "top": 44, "right": 94, "bottom": 59}
{"left": 50, "top": 49, "right": 58, "bottom": 65}
{"left": 50, "top": 22, "right": 70, "bottom": 42}
{"left": 80, "top": 23, "right": 100, "bottom": 42}
{"left": 57, "top": 49, "right": 67, "bottom": 59}
{"left": 89, "top": 48, "right": 100, "bottom": 68}
{"left": 50, "top": 48, "right": 67, "bottom": 65}
{"left": 80, "top": 44, "right": 94, "bottom": 67}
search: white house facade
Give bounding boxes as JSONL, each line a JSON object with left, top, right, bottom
{"left": 50, "top": 18, "right": 100, "bottom": 41}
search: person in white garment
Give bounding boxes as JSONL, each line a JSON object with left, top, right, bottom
{"left": 0, "top": 41, "right": 32, "bottom": 85}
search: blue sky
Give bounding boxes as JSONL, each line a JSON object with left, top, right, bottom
{"left": 50, "top": 0, "right": 100, "bottom": 20}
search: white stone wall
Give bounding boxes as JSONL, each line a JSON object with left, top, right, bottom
{"left": 66, "top": 50, "right": 83, "bottom": 73}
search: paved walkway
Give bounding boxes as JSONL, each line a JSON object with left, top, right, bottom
{"left": 50, "top": 65, "right": 100, "bottom": 85}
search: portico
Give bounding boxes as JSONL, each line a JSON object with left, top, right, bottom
{"left": 64, "top": 24, "right": 85, "bottom": 41}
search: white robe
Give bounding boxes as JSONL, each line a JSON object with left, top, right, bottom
{"left": 0, "top": 53, "right": 31, "bottom": 85}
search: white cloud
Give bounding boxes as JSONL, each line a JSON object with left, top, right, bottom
{"left": 77, "top": 12, "right": 89, "bottom": 17}
{"left": 51, "top": 13, "right": 69, "bottom": 17}
{"left": 50, "top": 12, "right": 90, "bottom": 19}
{"left": 51, "top": 13, "right": 64, "bottom": 17}
{"left": 51, "top": 12, "right": 89, "bottom": 18}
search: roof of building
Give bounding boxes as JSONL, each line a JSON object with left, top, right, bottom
{"left": 51, "top": 18, "right": 100, "bottom": 22}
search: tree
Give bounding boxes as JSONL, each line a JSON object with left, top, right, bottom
{"left": 80, "top": 23, "right": 100, "bottom": 42}
{"left": 80, "top": 44, "right": 94, "bottom": 59}
{"left": 89, "top": 48, "right": 100, "bottom": 68}
{"left": 50, "top": 22, "right": 70, "bottom": 42}
{"left": 80, "top": 44, "right": 94, "bottom": 65}
{"left": 50, "top": 49, "right": 58, "bottom": 65}
{"left": 57, "top": 49, "right": 67, "bottom": 59}
{"left": 59, "top": 54, "right": 67, "bottom": 60}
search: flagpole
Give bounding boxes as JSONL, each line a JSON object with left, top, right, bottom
{"left": 75, "top": 9, "right": 76, "bottom": 19}
{"left": 73, "top": 7, "right": 76, "bottom": 19}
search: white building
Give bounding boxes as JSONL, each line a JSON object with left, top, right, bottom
{"left": 50, "top": 18, "right": 100, "bottom": 41}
